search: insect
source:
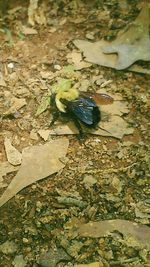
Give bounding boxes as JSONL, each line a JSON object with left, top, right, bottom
{"left": 50, "top": 86, "right": 113, "bottom": 137}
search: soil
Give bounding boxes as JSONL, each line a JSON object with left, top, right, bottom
{"left": 0, "top": 1, "right": 150, "bottom": 267}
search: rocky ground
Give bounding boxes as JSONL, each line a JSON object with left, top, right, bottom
{"left": 0, "top": 1, "right": 150, "bottom": 267}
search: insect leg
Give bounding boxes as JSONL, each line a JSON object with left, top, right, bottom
{"left": 49, "top": 111, "right": 60, "bottom": 127}
{"left": 71, "top": 117, "right": 84, "bottom": 138}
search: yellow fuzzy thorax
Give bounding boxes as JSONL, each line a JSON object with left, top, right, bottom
{"left": 55, "top": 88, "right": 79, "bottom": 112}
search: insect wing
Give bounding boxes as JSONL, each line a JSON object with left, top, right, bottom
{"left": 68, "top": 98, "right": 100, "bottom": 126}
{"left": 82, "top": 92, "right": 114, "bottom": 105}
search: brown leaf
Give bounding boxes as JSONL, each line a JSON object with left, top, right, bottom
{"left": 4, "top": 137, "right": 22, "bottom": 166}
{"left": 67, "top": 51, "right": 92, "bottom": 70}
{"left": 0, "top": 162, "right": 19, "bottom": 188}
{"left": 103, "top": 6, "right": 150, "bottom": 69}
{"left": 0, "top": 138, "right": 69, "bottom": 208}
{"left": 21, "top": 26, "right": 38, "bottom": 35}
{"left": 5, "top": 97, "right": 27, "bottom": 115}
{"left": 73, "top": 6, "right": 150, "bottom": 73}
{"left": 78, "top": 219, "right": 150, "bottom": 247}
{"left": 38, "top": 129, "right": 50, "bottom": 141}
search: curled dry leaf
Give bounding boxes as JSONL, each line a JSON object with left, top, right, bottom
{"left": 4, "top": 137, "right": 22, "bottom": 166}
{"left": 0, "top": 138, "right": 69, "bottom": 208}
{"left": 78, "top": 219, "right": 150, "bottom": 247}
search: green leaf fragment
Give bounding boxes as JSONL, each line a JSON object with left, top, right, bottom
{"left": 35, "top": 95, "right": 50, "bottom": 116}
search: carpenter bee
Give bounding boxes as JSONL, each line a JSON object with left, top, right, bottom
{"left": 50, "top": 85, "right": 113, "bottom": 137}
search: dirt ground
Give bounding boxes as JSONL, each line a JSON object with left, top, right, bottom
{"left": 0, "top": 1, "right": 150, "bottom": 267}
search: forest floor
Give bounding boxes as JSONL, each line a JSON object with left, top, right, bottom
{"left": 0, "top": 1, "right": 150, "bottom": 267}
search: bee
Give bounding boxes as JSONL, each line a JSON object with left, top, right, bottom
{"left": 50, "top": 85, "right": 113, "bottom": 137}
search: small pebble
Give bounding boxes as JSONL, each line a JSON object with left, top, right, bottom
{"left": 54, "top": 64, "right": 61, "bottom": 70}
{"left": 7, "top": 62, "right": 14, "bottom": 69}
{"left": 86, "top": 33, "right": 95, "bottom": 40}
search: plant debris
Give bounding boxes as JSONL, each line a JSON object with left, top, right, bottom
{"left": 103, "top": 6, "right": 150, "bottom": 69}
{"left": 0, "top": 162, "right": 19, "bottom": 188}
{"left": 74, "top": 6, "right": 150, "bottom": 73}
{"left": 4, "top": 137, "right": 22, "bottom": 166}
{"left": 39, "top": 247, "right": 71, "bottom": 267}
{"left": 78, "top": 219, "right": 150, "bottom": 247}
{"left": 0, "top": 1, "right": 149, "bottom": 266}
{"left": 0, "top": 138, "right": 69, "bottom": 207}
{"left": 67, "top": 51, "right": 92, "bottom": 70}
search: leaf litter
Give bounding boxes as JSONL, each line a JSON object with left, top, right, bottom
{"left": 0, "top": 162, "right": 19, "bottom": 188}
{"left": 0, "top": 138, "right": 69, "bottom": 207}
{"left": 3, "top": 96, "right": 27, "bottom": 116}
{"left": 4, "top": 137, "right": 22, "bottom": 166}
{"left": 73, "top": 5, "right": 150, "bottom": 73}
{"left": 103, "top": 5, "right": 150, "bottom": 69}
{"left": 0, "top": 1, "right": 149, "bottom": 266}
{"left": 78, "top": 219, "right": 150, "bottom": 248}
{"left": 67, "top": 51, "right": 92, "bottom": 70}
{"left": 28, "top": 0, "right": 46, "bottom": 26}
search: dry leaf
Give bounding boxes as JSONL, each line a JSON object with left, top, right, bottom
{"left": 67, "top": 51, "right": 92, "bottom": 70}
{"left": 73, "top": 39, "right": 117, "bottom": 68}
{"left": 0, "top": 138, "right": 69, "bottom": 208}
{"left": 38, "top": 129, "right": 50, "bottom": 141}
{"left": 4, "top": 137, "right": 22, "bottom": 166}
{"left": 78, "top": 219, "right": 150, "bottom": 247}
{"left": 95, "top": 116, "right": 133, "bottom": 139}
{"left": 73, "top": 6, "right": 150, "bottom": 73}
{"left": 30, "top": 130, "right": 39, "bottom": 140}
{"left": 103, "top": 7, "right": 150, "bottom": 69}
{"left": 48, "top": 116, "right": 133, "bottom": 139}
{"left": 100, "top": 96, "right": 129, "bottom": 116}
{"left": 28, "top": 0, "right": 46, "bottom": 26}
{"left": 5, "top": 97, "right": 27, "bottom": 115}
{"left": 49, "top": 122, "right": 79, "bottom": 135}
{"left": 0, "top": 72, "right": 6, "bottom": 87}
{"left": 28, "top": 0, "right": 39, "bottom": 26}
{"left": 22, "top": 26, "right": 38, "bottom": 35}
{"left": 0, "top": 162, "right": 19, "bottom": 188}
